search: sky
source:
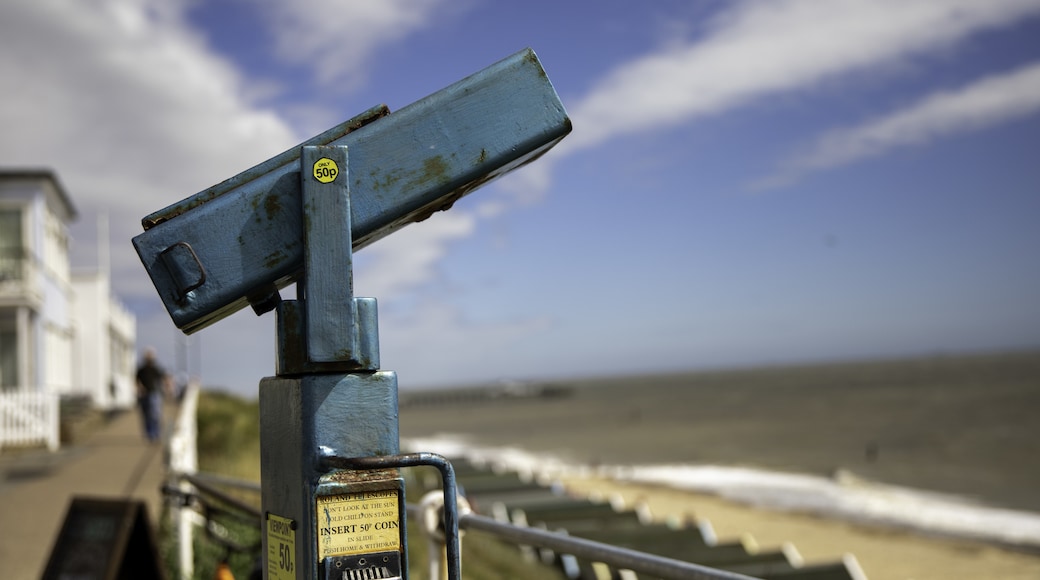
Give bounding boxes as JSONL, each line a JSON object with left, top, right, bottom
{"left": 2, "top": 0, "right": 1039, "bottom": 396}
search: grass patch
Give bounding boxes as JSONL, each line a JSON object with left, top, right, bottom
{"left": 196, "top": 390, "right": 261, "bottom": 481}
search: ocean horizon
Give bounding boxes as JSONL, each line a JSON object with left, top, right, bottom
{"left": 400, "top": 351, "right": 1040, "bottom": 550}
{"left": 404, "top": 434, "right": 1040, "bottom": 551}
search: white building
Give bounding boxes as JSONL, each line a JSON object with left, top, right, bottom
{"left": 72, "top": 269, "right": 137, "bottom": 408}
{"left": 0, "top": 169, "right": 135, "bottom": 409}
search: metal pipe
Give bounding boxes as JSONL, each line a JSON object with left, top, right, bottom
{"left": 321, "top": 452, "right": 461, "bottom": 580}
{"left": 456, "top": 511, "right": 762, "bottom": 580}
{"left": 180, "top": 472, "right": 263, "bottom": 522}
{"left": 187, "top": 471, "right": 263, "bottom": 493}
{"left": 174, "top": 463, "right": 760, "bottom": 580}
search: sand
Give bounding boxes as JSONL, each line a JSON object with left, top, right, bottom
{"left": 559, "top": 476, "right": 1040, "bottom": 580}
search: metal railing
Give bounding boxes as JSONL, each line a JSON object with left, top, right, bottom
{"left": 168, "top": 466, "right": 762, "bottom": 580}
{"left": 430, "top": 502, "right": 760, "bottom": 580}
{"left": 163, "top": 388, "right": 762, "bottom": 580}
{"left": 0, "top": 247, "right": 27, "bottom": 283}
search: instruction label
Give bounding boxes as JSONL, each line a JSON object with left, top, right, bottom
{"left": 317, "top": 489, "right": 401, "bottom": 558}
{"left": 267, "top": 513, "right": 296, "bottom": 580}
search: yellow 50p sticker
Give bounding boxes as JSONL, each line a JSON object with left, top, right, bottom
{"left": 313, "top": 157, "right": 339, "bottom": 183}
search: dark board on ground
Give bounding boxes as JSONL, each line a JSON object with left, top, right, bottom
{"left": 41, "top": 496, "right": 163, "bottom": 580}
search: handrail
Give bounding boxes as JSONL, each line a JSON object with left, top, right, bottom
{"left": 171, "top": 467, "right": 763, "bottom": 580}
{"left": 188, "top": 470, "right": 262, "bottom": 493}
{"left": 178, "top": 472, "right": 263, "bottom": 523}
{"left": 455, "top": 510, "right": 761, "bottom": 580}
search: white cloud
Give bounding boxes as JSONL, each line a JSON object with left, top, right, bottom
{"left": 0, "top": 0, "right": 296, "bottom": 204}
{"left": 485, "top": 157, "right": 559, "bottom": 214}
{"left": 559, "top": 0, "right": 1040, "bottom": 157}
{"left": 0, "top": 0, "right": 300, "bottom": 311}
{"left": 354, "top": 211, "right": 476, "bottom": 301}
{"left": 0, "top": 0, "right": 484, "bottom": 330}
{"left": 0, "top": 0, "right": 514, "bottom": 397}
{"left": 252, "top": 0, "right": 454, "bottom": 90}
{"left": 379, "top": 300, "right": 553, "bottom": 388}
{"left": 756, "top": 61, "right": 1040, "bottom": 188}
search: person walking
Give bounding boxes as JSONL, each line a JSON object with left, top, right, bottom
{"left": 135, "top": 347, "right": 169, "bottom": 442}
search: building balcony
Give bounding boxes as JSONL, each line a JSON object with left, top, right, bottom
{"left": 0, "top": 248, "right": 42, "bottom": 305}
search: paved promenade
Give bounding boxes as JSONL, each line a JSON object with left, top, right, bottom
{"left": 0, "top": 405, "right": 176, "bottom": 580}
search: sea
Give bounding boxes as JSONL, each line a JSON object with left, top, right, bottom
{"left": 398, "top": 352, "right": 1040, "bottom": 552}
{"left": 403, "top": 434, "right": 1040, "bottom": 551}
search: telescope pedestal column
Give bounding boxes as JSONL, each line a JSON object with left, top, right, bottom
{"left": 260, "top": 371, "right": 404, "bottom": 580}
{"left": 259, "top": 145, "right": 407, "bottom": 579}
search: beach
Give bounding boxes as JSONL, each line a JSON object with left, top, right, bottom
{"left": 399, "top": 351, "right": 1040, "bottom": 579}
{"left": 560, "top": 475, "right": 1040, "bottom": 580}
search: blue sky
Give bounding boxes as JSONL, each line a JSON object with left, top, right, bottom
{"left": 2, "top": 0, "right": 1039, "bottom": 395}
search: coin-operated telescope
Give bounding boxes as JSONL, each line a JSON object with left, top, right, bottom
{"left": 133, "top": 49, "right": 570, "bottom": 579}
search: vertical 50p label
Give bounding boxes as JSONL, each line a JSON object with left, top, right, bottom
{"left": 267, "top": 513, "right": 296, "bottom": 580}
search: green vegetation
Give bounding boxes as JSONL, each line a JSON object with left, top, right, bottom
{"left": 163, "top": 389, "right": 262, "bottom": 580}
{"left": 196, "top": 389, "right": 261, "bottom": 481}
{"left": 177, "top": 389, "right": 562, "bottom": 579}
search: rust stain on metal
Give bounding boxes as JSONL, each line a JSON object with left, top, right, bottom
{"left": 322, "top": 468, "right": 399, "bottom": 485}
{"left": 413, "top": 190, "right": 464, "bottom": 223}
{"left": 371, "top": 168, "right": 402, "bottom": 193}
{"left": 263, "top": 249, "right": 287, "bottom": 270}
{"left": 523, "top": 49, "right": 547, "bottom": 81}
{"left": 421, "top": 155, "right": 449, "bottom": 185}
{"left": 376, "top": 155, "right": 454, "bottom": 223}
{"left": 264, "top": 194, "right": 281, "bottom": 221}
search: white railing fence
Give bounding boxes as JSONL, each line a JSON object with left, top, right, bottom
{"left": 0, "top": 391, "right": 60, "bottom": 452}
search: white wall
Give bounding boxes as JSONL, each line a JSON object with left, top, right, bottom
{"left": 71, "top": 271, "right": 136, "bottom": 409}
{"left": 2, "top": 173, "right": 135, "bottom": 407}
{"left": 31, "top": 195, "right": 76, "bottom": 394}
{"left": 108, "top": 295, "right": 136, "bottom": 408}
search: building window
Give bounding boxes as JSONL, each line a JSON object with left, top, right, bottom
{"left": 0, "top": 328, "right": 16, "bottom": 390}
{"left": 0, "top": 209, "right": 24, "bottom": 282}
